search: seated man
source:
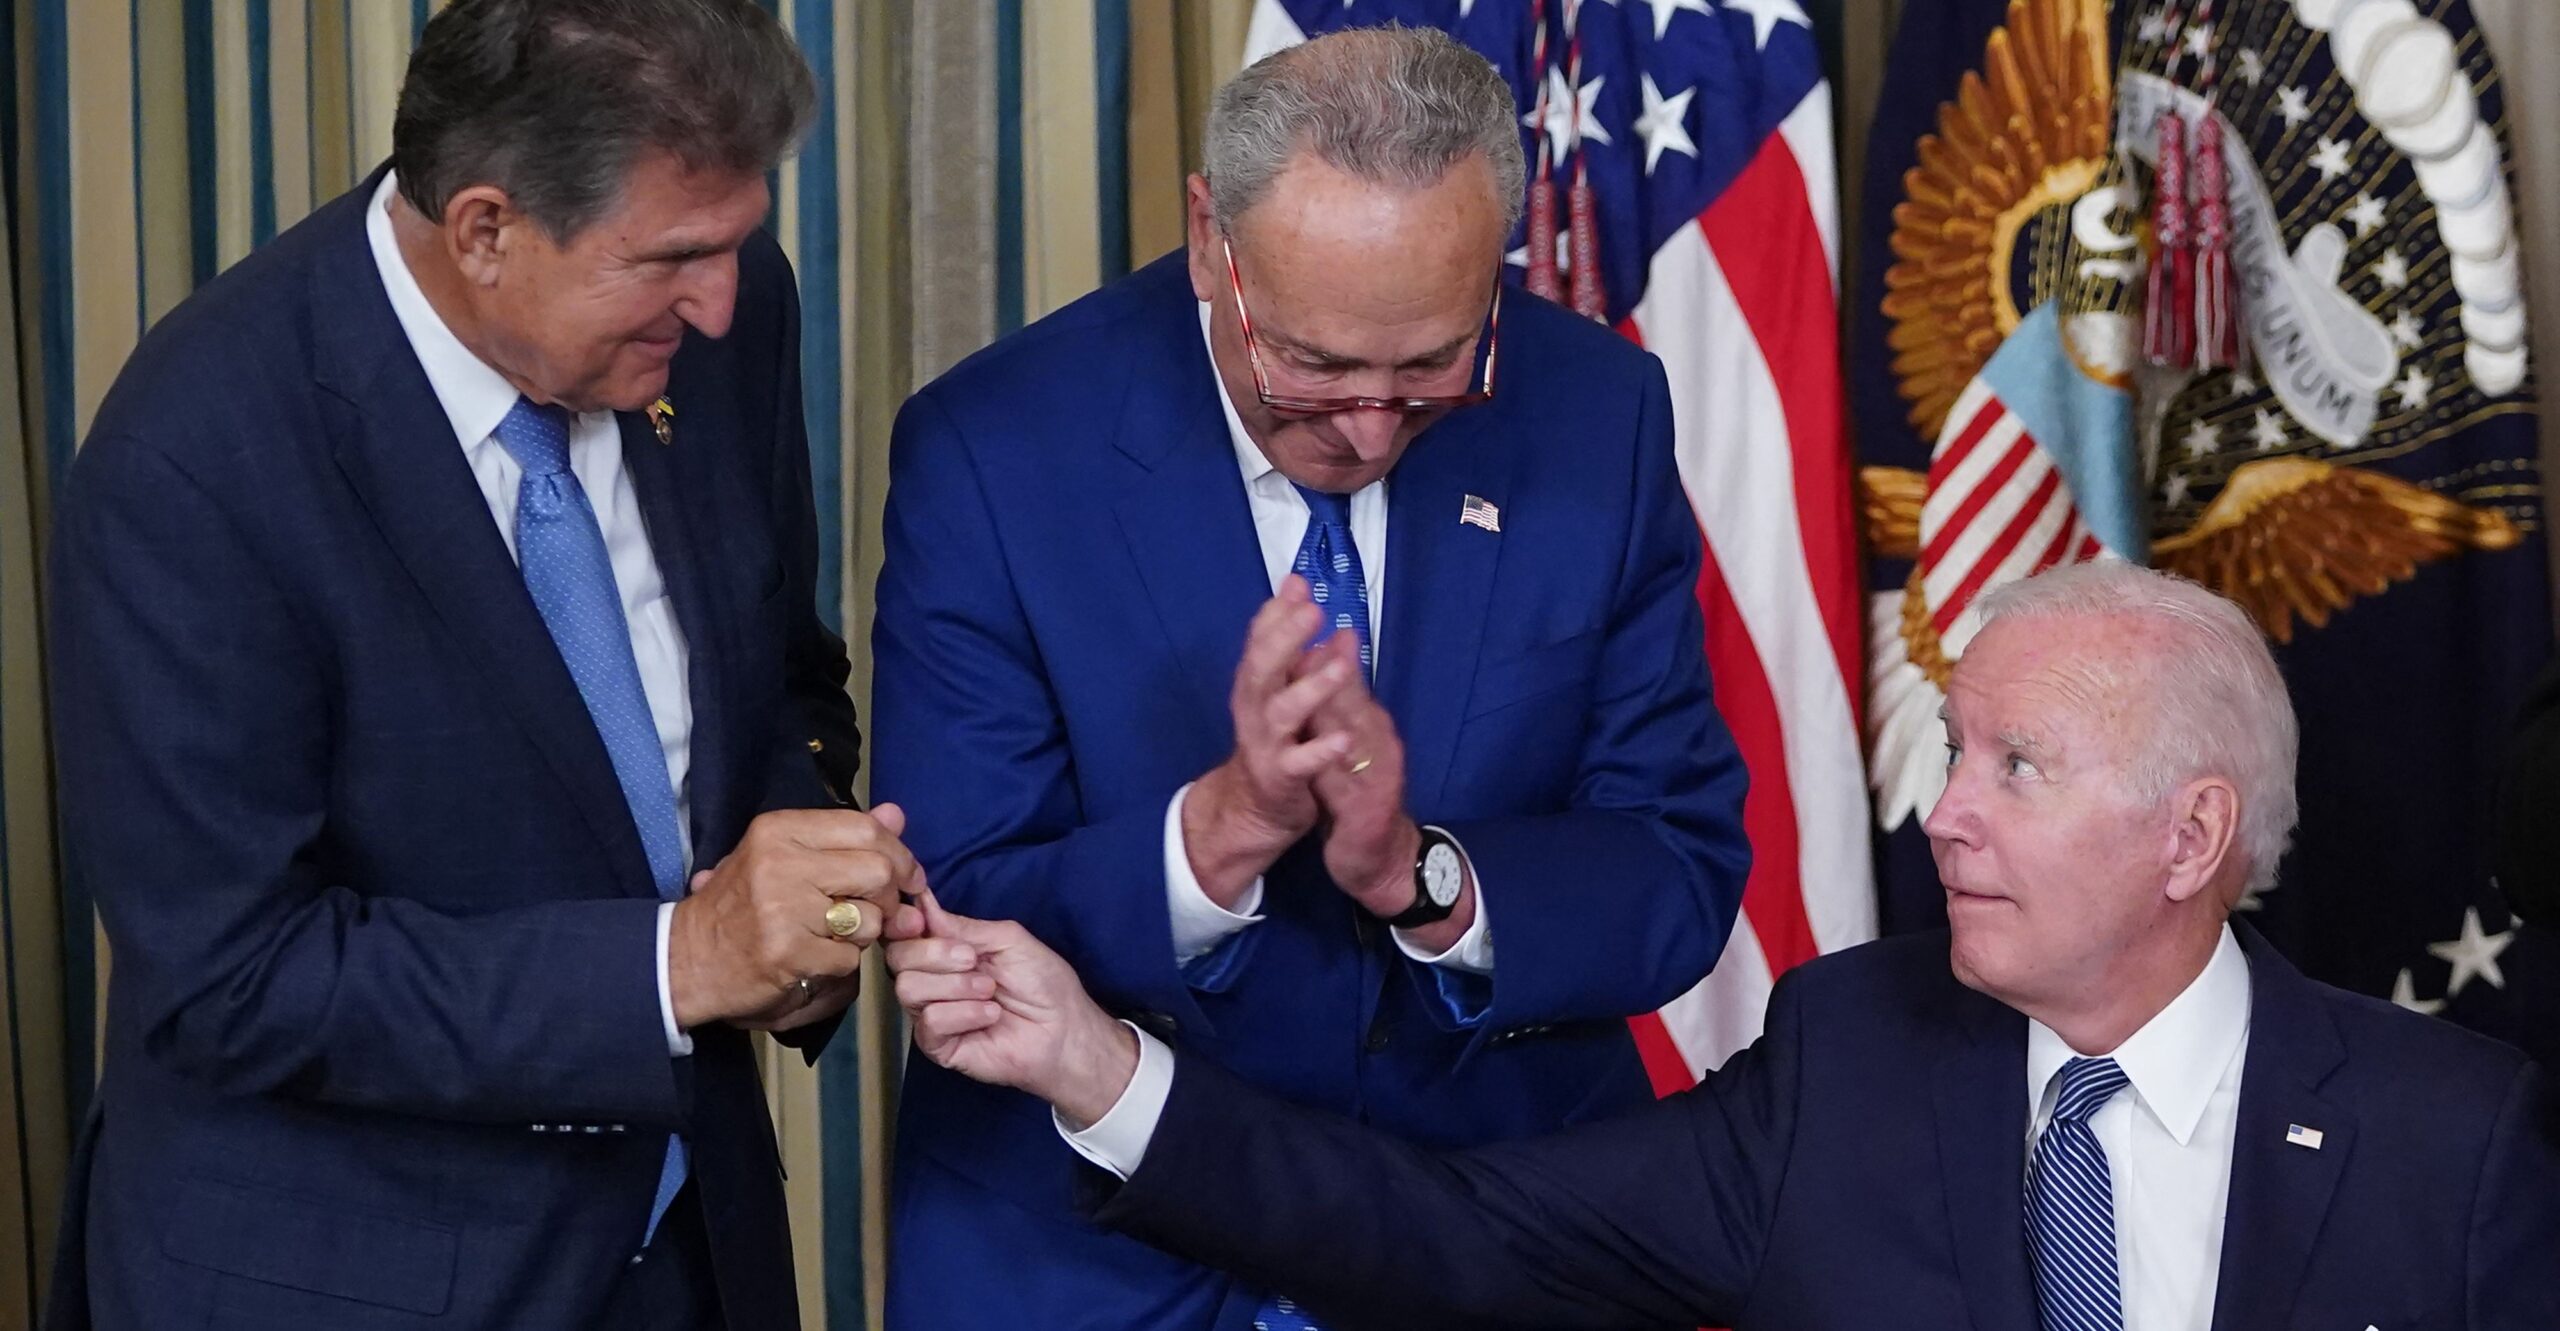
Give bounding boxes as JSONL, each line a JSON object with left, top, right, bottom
{"left": 888, "top": 561, "right": 2560, "bottom": 1331}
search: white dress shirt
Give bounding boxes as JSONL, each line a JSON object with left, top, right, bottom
{"left": 366, "top": 173, "right": 699, "bottom": 1057}
{"left": 2026, "top": 925, "right": 2251, "bottom": 1331}
{"left": 1066, "top": 922, "right": 2259, "bottom": 1323}
{"left": 1159, "top": 304, "right": 1492, "bottom": 975}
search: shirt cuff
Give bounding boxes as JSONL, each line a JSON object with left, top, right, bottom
{"left": 1391, "top": 833, "right": 1494, "bottom": 975}
{"left": 1057, "top": 1023, "right": 1174, "bottom": 1180}
{"left": 656, "top": 902, "right": 695, "bottom": 1057}
{"left": 1165, "top": 783, "right": 1266, "bottom": 963}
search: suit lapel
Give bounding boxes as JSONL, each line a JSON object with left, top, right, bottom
{"left": 1107, "top": 290, "right": 1274, "bottom": 732}
{"left": 2208, "top": 926, "right": 2353, "bottom": 1331}
{"left": 1377, "top": 406, "right": 1511, "bottom": 814}
{"left": 616, "top": 403, "right": 731, "bottom": 854}
{"left": 311, "top": 179, "right": 654, "bottom": 894}
{"left": 1932, "top": 989, "right": 2038, "bottom": 1331}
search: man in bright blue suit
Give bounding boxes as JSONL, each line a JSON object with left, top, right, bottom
{"left": 892, "top": 562, "right": 2560, "bottom": 1331}
{"left": 43, "top": 3, "right": 912, "bottom": 1328}
{"left": 871, "top": 27, "right": 1750, "bottom": 1330}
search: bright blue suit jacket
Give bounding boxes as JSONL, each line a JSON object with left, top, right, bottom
{"left": 43, "top": 169, "right": 860, "bottom": 1331}
{"left": 872, "top": 251, "right": 1751, "bottom": 1328}
{"left": 1101, "top": 925, "right": 2560, "bottom": 1330}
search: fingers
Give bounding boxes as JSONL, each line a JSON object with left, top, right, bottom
{"left": 886, "top": 935, "right": 979, "bottom": 976}
{"left": 1232, "top": 593, "right": 1324, "bottom": 719}
{"left": 882, "top": 900, "right": 930, "bottom": 943}
{"left": 1262, "top": 653, "right": 1356, "bottom": 738}
{"left": 754, "top": 808, "right": 924, "bottom": 885}
{"left": 869, "top": 801, "right": 907, "bottom": 839}
{"left": 913, "top": 999, "right": 1004, "bottom": 1043}
{"left": 894, "top": 967, "right": 995, "bottom": 1008}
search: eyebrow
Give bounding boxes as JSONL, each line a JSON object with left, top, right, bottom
{"left": 1994, "top": 728, "right": 2048, "bottom": 753}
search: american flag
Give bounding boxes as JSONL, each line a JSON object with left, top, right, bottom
{"left": 1250, "top": 0, "right": 1875, "bottom": 1089}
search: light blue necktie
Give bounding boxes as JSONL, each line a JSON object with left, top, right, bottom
{"left": 490, "top": 398, "right": 690, "bottom": 1248}
{"left": 2025, "top": 1056, "right": 2131, "bottom": 1331}
{"left": 1291, "top": 485, "right": 1372, "bottom": 678}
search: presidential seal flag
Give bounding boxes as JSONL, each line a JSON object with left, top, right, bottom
{"left": 1853, "top": 0, "right": 2555, "bottom": 1058}
{"left": 1248, "top": 0, "right": 1878, "bottom": 1088}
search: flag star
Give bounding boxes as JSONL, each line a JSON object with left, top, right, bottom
{"left": 2227, "top": 369, "right": 2259, "bottom": 398}
{"left": 2237, "top": 48, "right": 2265, "bottom": 85}
{"left": 2344, "top": 193, "right": 2387, "bottom": 239}
{"left": 2185, "top": 24, "right": 2212, "bottom": 60}
{"left": 2390, "top": 968, "right": 2445, "bottom": 1016}
{"left": 2396, "top": 365, "right": 2432, "bottom": 411}
{"left": 1633, "top": 74, "right": 1700, "bottom": 174}
{"left": 2139, "top": 8, "right": 2172, "bottom": 42}
{"left": 2253, "top": 409, "right": 2289, "bottom": 451}
{"left": 2391, "top": 308, "right": 2426, "bottom": 350}
{"left": 2182, "top": 419, "right": 2222, "bottom": 459}
{"left": 2278, "top": 86, "right": 2313, "bottom": 126}
{"left": 2426, "top": 907, "right": 2514, "bottom": 996}
{"left": 2374, "top": 247, "right": 2411, "bottom": 290}
{"left": 1635, "top": 0, "right": 1715, "bottom": 40}
{"left": 2163, "top": 472, "right": 2194, "bottom": 508}
{"left": 2310, "top": 137, "right": 2354, "bottom": 182}
{"left": 1724, "top": 0, "right": 1812, "bottom": 49}
{"left": 1530, "top": 67, "right": 1613, "bottom": 150}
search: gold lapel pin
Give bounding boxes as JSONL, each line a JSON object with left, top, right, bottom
{"left": 646, "top": 397, "right": 676, "bottom": 447}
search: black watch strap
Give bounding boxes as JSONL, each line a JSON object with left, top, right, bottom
{"left": 1382, "top": 826, "right": 1461, "bottom": 930}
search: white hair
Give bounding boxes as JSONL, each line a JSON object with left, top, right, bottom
{"left": 1203, "top": 25, "right": 1526, "bottom": 235}
{"left": 1974, "top": 562, "right": 2300, "bottom": 895}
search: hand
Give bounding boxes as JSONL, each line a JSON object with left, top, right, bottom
{"left": 1184, "top": 578, "right": 1359, "bottom": 903}
{"left": 887, "top": 891, "right": 1139, "bottom": 1127}
{"left": 1294, "top": 632, "right": 1422, "bottom": 918}
{"left": 667, "top": 804, "right": 924, "bottom": 1032}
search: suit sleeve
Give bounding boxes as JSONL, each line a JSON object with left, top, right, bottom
{"left": 748, "top": 237, "right": 860, "bottom": 1062}
{"left": 1433, "top": 354, "right": 1751, "bottom": 1034}
{"left": 870, "top": 391, "right": 1211, "bottom": 1028}
{"left": 753, "top": 237, "right": 863, "bottom": 818}
{"left": 2466, "top": 1062, "right": 2560, "bottom": 1328}
{"left": 1095, "top": 955, "right": 1808, "bottom": 1331}
{"left": 50, "top": 432, "right": 680, "bottom": 1127}
{"left": 2494, "top": 653, "right": 2560, "bottom": 928}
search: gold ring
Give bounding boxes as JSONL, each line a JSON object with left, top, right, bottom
{"left": 1348, "top": 756, "right": 1373, "bottom": 775}
{"left": 795, "top": 977, "right": 814, "bottom": 1003}
{"left": 825, "top": 899, "right": 873, "bottom": 940}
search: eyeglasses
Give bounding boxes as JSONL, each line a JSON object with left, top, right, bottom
{"left": 1221, "top": 234, "right": 1499, "bottom": 418}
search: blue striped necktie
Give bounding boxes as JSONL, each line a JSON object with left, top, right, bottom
{"left": 1291, "top": 485, "right": 1371, "bottom": 678}
{"left": 490, "top": 397, "right": 691, "bottom": 1248}
{"left": 2025, "top": 1055, "right": 2131, "bottom": 1331}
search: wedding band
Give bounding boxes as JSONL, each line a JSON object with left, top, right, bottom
{"left": 825, "top": 899, "right": 873, "bottom": 939}
{"left": 795, "top": 977, "right": 813, "bottom": 1003}
{"left": 1348, "top": 756, "right": 1374, "bottom": 775}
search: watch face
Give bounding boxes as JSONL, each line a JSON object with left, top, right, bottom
{"left": 1421, "top": 842, "right": 1462, "bottom": 907}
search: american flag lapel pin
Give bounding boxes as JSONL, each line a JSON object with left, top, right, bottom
{"left": 1459, "top": 494, "right": 1501, "bottom": 533}
{"left": 2285, "top": 1123, "right": 2324, "bottom": 1150}
{"left": 646, "top": 396, "right": 676, "bottom": 447}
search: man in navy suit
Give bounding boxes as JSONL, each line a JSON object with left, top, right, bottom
{"left": 891, "top": 561, "right": 2560, "bottom": 1330}
{"left": 869, "top": 26, "right": 1750, "bottom": 1329}
{"left": 43, "top": 3, "right": 908, "bottom": 1328}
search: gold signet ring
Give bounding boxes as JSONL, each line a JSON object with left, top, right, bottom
{"left": 826, "top": 899, "right": 874, "bottom": 940}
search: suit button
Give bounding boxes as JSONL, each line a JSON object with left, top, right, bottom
{"left": 807, "top": 738, "right": 824, "bottom": 753}
{"left": 1364, "top": 1019, "right": 1392, "bottom": 1053}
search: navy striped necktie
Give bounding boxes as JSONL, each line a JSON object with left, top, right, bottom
{"left": 2025, "top": 1056, "right": 2131, "bottom": 1331}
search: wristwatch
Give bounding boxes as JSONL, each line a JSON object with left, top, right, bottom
{"left": 1383, "top": 825, "right": 1464, "bottom": 930}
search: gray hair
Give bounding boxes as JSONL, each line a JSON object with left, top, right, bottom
{"left": 393, "top": 0, "right": 815, "bottom": 241}
{"left": 1205, "top": 25, "right": 1526, "bottom": 235}
{"left": 1975, "top": 562, "right": 2300, "bottom": 896}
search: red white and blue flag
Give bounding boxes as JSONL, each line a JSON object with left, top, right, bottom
{"left": 1249, "top": 0, "right": 1875, "bottom": 1089}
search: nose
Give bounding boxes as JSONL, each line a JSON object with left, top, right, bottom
{"left": 1921, "top": 763, "right": 1979, "bottom": 850}
{"left": 673, "top": 252, "right": 741, "bottom": 340}
{"left": 1328, "top": 404, "right": 1405, "bottom": 460}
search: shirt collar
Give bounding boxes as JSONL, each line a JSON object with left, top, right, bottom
{"left": 365, "top": 171, "right": 529, "bottom": 453}
{"left": 1199, "top": 301, "right": 1285, "bottom": 493}
{"left": 2027, "top": 924, "right": 2251, "bottom": 1146}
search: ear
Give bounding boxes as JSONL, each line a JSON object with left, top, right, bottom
{"left": 2162, "top": 777, "right": 2241, "bottom": 905}
{"left": 442, "top": 184, "right": 523, "bottom": 290}
{"left": 1184, "top": 174, "right": 1219, "bottom": 303}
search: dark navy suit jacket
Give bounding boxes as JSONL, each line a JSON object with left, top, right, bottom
{"left": 1101, "top": 925, "right": 2560, "bottom": 1330}
{"left": 871, "top": 252, "right": 1751, "bottom": 1328}
{"left": 43, "top": 169, "right": 860, "bottom": 1331}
